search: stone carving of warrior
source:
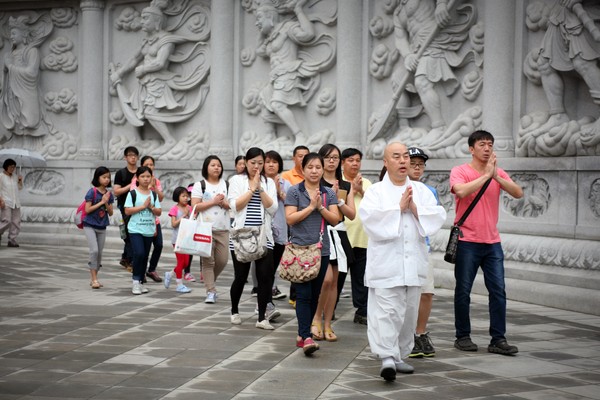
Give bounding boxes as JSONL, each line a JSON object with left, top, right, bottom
{"left": 254, "top": 0, "right": 335, "bottom": 146}
{"left": 391, "top": 0, "right": 475, "bottom": 144}
{"left": 109, "top": 0, "right": 210, "bottom": 155}
{"left": 518, "top": 0, "right": 600, "bottom": 156}
{"left": 538, "top": 0, "right": 600, "bottom": 129}
{"left": 0, "top": 12, "right": 53, "bottom": 142}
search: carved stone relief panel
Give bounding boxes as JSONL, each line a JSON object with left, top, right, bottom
{"left": 107, "top": 0, "right": 211, "bottom": 160}
{"left": 518, "top": 0, "right": 600, "bottom": 157}
{"left": 238, "top": 0, "right": 338, "bottom": 157}
{"left": 0, "top": 8, "right": 79, "bottom": 159}
{"left": 503, "top": 173, "right": 551, "bottom": 218}
{"left": 578, "top": 173, "right": 600, "bottom": 232}
{"left": 423, "top": 173, "right": 453, "bottom": 212}
{"left": 157, "top": 171, "right": 195, "bottom": 201}
{"left": 24, "top": 169, "right": 65, "bottom": 196}
{"left": 366, "top": 0, "right": 484, "bottom": 159}
{"left": 589, "top": 178, "right": 600, "bottom": 218}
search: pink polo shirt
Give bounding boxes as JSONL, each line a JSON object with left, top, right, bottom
{"left": 449, "top": 164, "right": 511, "bottom": 244}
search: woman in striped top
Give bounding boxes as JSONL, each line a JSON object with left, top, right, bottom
{"left": 228, "top": 147, "right": 279, "bottom": 330}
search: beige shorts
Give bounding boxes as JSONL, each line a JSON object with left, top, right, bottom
{"left": 421, "top": 261, "right": 435, "bottom": 294}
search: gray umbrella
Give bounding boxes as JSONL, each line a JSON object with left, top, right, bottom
{"left": 0, "top": 148, "right": 47, "bottom": 173}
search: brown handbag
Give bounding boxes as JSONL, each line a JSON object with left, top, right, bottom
{"left": 279, "top": 194, "right": 326, "bottom": 283}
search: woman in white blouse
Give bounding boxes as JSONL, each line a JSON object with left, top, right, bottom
{"left": 228, "top": 147, "right": 278, "bottom": 330}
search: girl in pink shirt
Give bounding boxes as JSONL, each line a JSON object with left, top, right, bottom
{"left": 165, "top": 187, "right": 193, "bottom": 293}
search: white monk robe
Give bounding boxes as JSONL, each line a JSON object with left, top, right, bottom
{"left": 359, "top": 173, "right": 446, "bottom": 362}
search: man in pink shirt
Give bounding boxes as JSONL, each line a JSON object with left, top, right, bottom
{"left": 449, "top": 130, "right": 523, "bottom": 356}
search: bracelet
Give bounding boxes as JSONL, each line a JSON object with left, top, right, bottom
{"left": 318, "top": 205, "right": 325, "bottom": 211}
{"left": 337, "top": 199, "right": 345, "bottom": 207}
{"left": 259, "top": 188, "right": 265, "bottom": 193}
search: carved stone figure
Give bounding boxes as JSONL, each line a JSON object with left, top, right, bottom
{"left": 519, "top": 0, "right": 600, "bottom": 156}
{"left": 109, "top": 0, "right": 210, "bottom": 156}
{"left": 0, "top": 12, "right": 53, "bottom": 142}
{"left": 252, "top": 0, "right": 335, "bottom": 147}
{"left": 368, "top": 0, "right": 479, "bottom": 155}
{"left": 393, "top": 0, "right": 453, "bottom": 139}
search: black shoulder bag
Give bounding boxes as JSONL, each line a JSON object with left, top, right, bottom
{"left": 444, "top": 178, "right": 492, "bottom": 264}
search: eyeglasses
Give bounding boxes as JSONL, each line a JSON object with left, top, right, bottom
{"left": 324, "top": 156, "right": 340, "bottom": 161}
{"left": 410, "top": 162, "right": 426, "bottom": 168}
{"left": 126, "top": 153, "right": 138, "bottom": 158}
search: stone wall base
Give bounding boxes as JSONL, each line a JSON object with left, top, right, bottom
{"left": 433, "top": 256, "right": 600, "bottom": 317}
{"left": 17, "top": 222, "right": 600, "bottom": 317}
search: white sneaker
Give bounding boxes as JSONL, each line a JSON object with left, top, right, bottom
{"left": 205, "top": 292, "right": 217, "bottom": 304}
{"left": 132, "top": 281, "right": 142, "bottom": 295}
{"left": 231, "top": 313, "right": 242, "bottom": 325}
{"left": 266, "top": 305, "right": 281, "bottom": 321}
{"left": 395, "top": 360, "right": 414, "bottom": 374}
{"left": 255, "top": 303, "right": 280, "bottom": 321}
{"left": 255, "top": 319, "right": 275, "bottom": 330}
{"left": 141, "top": 284, "right": 149, "bottom": 294}
{"left": 380, "top": 357, "right": 396, "bottom": 381}
{"left": 176, "top": 284, "right": 191, "bottom": 293}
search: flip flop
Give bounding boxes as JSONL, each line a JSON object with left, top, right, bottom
{"left": 324, "top": 329, "right": 338, "bottom": 342}
{"left": 311, "top": 322, "right": 324, "bottom": 341}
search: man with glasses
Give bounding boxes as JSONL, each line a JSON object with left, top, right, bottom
{"left": 407, "top": 147, "right": 439, "bottom": 358}
{"left": 113, "top": 146, "right": 139, "bottom": 271}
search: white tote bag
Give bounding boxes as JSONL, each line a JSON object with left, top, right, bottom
{"left": 174, "top": 206, "right": 213, "bottom": 257}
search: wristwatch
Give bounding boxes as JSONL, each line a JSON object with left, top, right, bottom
{"left": 337, "top": 199, "right": 345, "bottom": 207}
{"left": 318, "top": 205, "right": 325, "bottom": 211}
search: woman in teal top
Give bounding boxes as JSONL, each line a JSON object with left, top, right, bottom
{"left": 125, "top": 166, "right": 162, "bottom": 295}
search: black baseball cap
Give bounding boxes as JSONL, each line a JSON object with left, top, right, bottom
{"left": 408, "top": 147, "right": 428, "bottom": 161}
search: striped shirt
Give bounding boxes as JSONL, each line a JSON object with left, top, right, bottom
{"left": 229, "top": 191, "right": 274, "bottom": 250}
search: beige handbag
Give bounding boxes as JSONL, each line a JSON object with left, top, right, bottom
{"left": 279, "top": 196, "right": 326, "bottom": 283}
{"left": 230, "top": 224, "right": 268, "bottom": 263}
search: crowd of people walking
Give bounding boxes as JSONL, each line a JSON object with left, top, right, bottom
{"left": 63, "top": 130, "right": 524, "bottom": 379}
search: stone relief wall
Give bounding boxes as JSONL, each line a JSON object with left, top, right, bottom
{"left": 0, "top": 8, "right": 78, "bottom": 158}
{"left": 108, "top": 0, "right": 211, "bottom": 159}
{"left": 519, "top": 0, "right": 600, "bottom": 157}
{"left": 0, "top": 0, "right": 597, "bottom": 273}
{"left": 237, "top": 0, "right": 338, "bottom": 158}
{"left": 366, "top": 0, "right": 484, "bottom": 159}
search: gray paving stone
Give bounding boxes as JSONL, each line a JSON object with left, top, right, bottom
{"left": 0, "top": 244, "right": 599, "bottom": 399}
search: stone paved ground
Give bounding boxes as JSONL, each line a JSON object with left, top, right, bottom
{"left": 0, "top": 244, "right": 599, "bottom": 399}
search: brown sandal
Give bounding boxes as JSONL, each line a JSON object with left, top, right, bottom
{"left": 324, "top": 329, "right": 337, "bottom": 342}
{"left": 311, "top": 322, "right": 324, "bottom": 341}
{"left": 91, "top": 280, "right": 101, "bottom": 289}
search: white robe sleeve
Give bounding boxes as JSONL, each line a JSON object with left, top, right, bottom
{"left": 412, "top": 182, "right": 447, "bottom": 237}
{"left": 359, "top": 183, "right": 405, "bottom": 242}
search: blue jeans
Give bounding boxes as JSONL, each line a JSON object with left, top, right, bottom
{"left": 130, "top": 233, "right": 153, "bottom": 282}
{"left": 294, "top": 256, "right": 329, "bottom": 340}
{"left": 454, "top": 241, "right": 507, "bottom": 344}
{"left": 148, "top": 224, "right": 163, "bottom": 273}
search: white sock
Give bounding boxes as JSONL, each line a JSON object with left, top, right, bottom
{"left": 176, "top": 279, "right": 183, "bottom": 285}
